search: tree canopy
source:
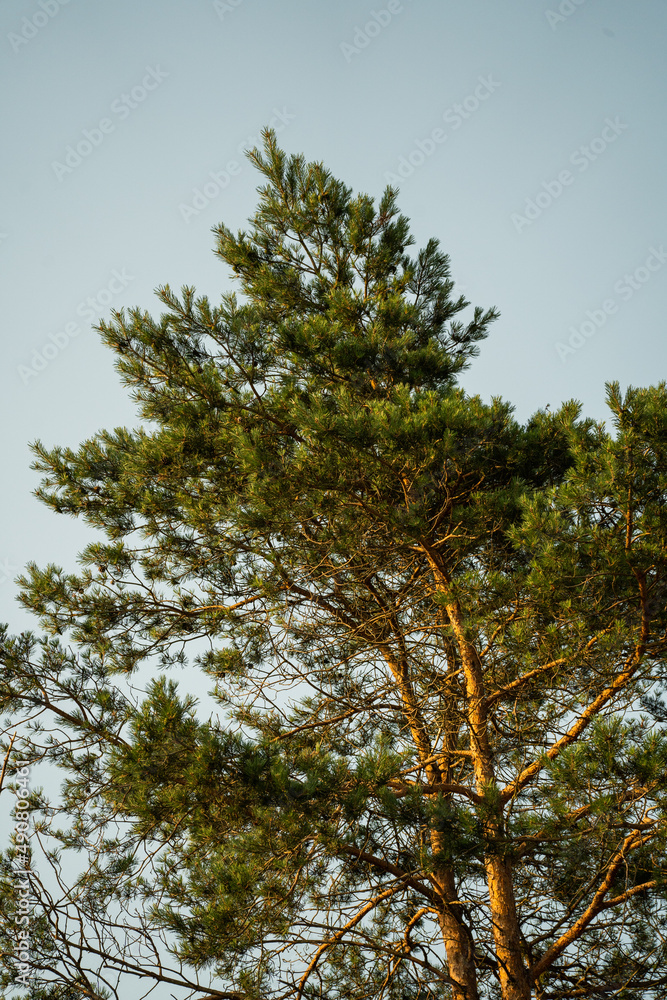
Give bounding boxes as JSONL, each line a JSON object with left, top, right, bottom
{"left": 2, "top": 131, "right": 667, "bottom": 1000}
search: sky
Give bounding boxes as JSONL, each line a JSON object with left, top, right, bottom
{"left": 0, "top": 1, "right": 666, "bottom": 992}
{"left": 2, "top": 0, "right": 667, "bottom": 633}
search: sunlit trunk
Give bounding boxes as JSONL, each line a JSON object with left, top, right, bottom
{"left": 484, "top": 851, "right": 532, "bottom": 1000}
{"left": 432, "top": 856, "right": 480, "bottom": 1000}
{"left": 423, "top": 544, "right": 532, "bottom": 1000}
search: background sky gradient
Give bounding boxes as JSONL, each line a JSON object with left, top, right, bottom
{"left": 2, "top": 0, "right": 666, "bottom": 632}
{"left": 1, "top": 2, "right": 666, "bottom": 996}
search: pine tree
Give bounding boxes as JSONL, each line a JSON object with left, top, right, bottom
{"left": 2, "top": 131, "right": 667, "bottom": 1000}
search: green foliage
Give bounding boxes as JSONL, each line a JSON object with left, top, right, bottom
{"left": 3, "top": 132, "right": 667, "bottom": 1000}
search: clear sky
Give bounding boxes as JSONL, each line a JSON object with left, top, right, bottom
{"left": 1, "top": 0, "right": 666, "bottom": 636}
{"left": 1, "top": 3, "right": 666, "bottom": 996}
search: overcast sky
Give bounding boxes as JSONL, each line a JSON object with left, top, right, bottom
{"left": 1, "top": 0, "right": 666, "bottom": 645}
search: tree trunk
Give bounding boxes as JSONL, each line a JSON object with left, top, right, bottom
{"left": 422, "top": 543, "right": 532, "bottom": 1000}
{"left": 484, "top": 852, "right": 532, "bottom": 1000}
{"left": 433, "top": 861, "right": 480, "bottom": 1000}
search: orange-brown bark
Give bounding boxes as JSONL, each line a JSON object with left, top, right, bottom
{"left": 422, "top": 541, "right": 532, "bottom": 1000}
{"left": 431, "top": 858, "right": 480, "bottom": 1000}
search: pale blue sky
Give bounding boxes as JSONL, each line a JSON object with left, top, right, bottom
{"left": 1, "top": 3, "right": 666, "bottom": 996}
{"left": 1, "top": 0, "right": 666, "bottom": 629}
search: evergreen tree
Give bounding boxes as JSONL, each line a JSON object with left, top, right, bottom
{"left": 2, "top": 131, "right": 667, "bottom": 1000}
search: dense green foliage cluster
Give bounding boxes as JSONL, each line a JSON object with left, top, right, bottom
{"left": 2, "top": 132, "right": 667, "bottom": 1000}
